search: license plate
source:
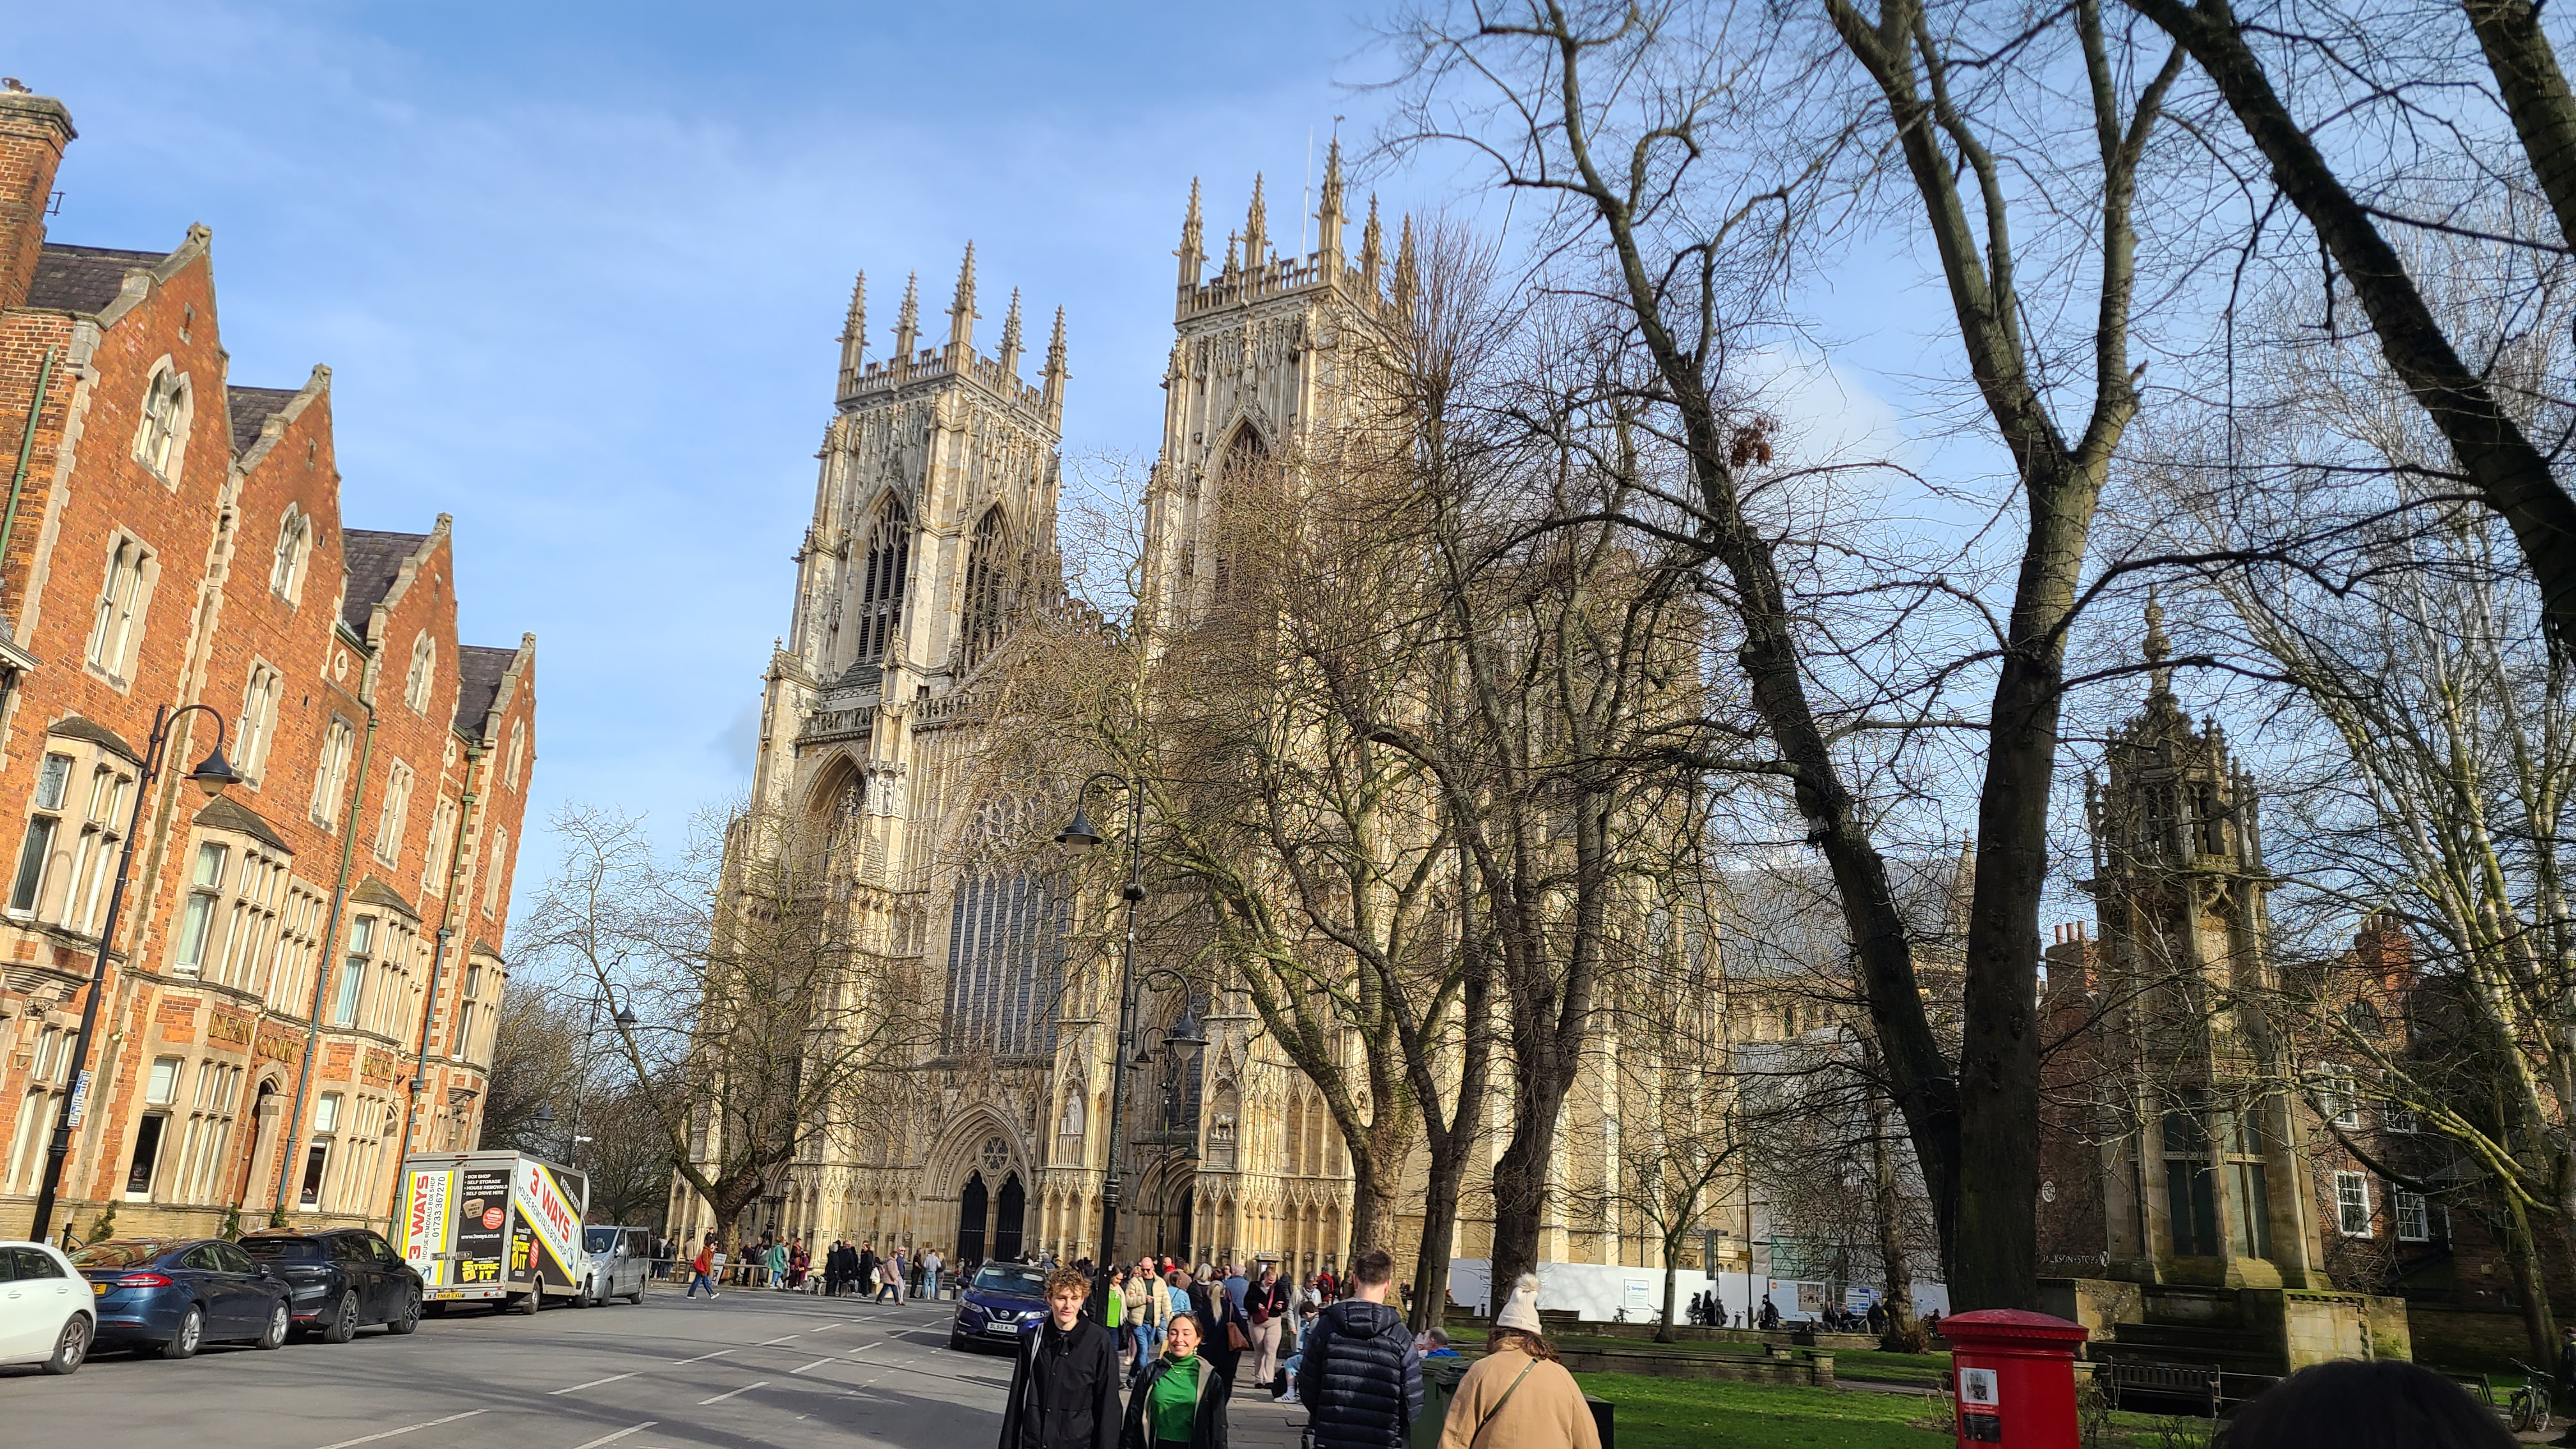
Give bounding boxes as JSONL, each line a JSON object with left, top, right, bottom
{"left": 433, "top": 1290, "right": 463, "bottom": 1300}
{"left": 985, "top": 1322, "right": 1018, "bottom": 1335}
{"left": 91, "top": 1284, "right": 106, "bottom": 1295}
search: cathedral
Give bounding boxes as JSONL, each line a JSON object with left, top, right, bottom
{"left": 668, "top": 150, "right": 1411, "bottom": 1276}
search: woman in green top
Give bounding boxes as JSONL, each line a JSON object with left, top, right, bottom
{"left": 1120, "top": 1312, "right": 1228, "bottom": 1449}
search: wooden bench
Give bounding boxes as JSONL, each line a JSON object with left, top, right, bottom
{"left": 2100, "top": 1360, "right": 2223, "bottom": 1415}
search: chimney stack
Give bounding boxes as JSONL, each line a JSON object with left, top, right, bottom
{"left": 0, "top": 90, "right": 74, "bottom": 314}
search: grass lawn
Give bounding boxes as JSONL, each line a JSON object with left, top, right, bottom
{"left": 1546, "top": 1335, "right": 1952, "bottom": 1388}
{"left": 1571, "top": 1372, "right": 1950, "bottom": 1449}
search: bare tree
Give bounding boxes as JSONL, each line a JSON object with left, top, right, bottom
{"left": 513, "top": 802, "right": 937, "bottom": 1244}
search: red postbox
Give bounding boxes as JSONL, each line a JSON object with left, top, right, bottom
{"left": 1940, "top": 1308, "right": 2091, "bottom": 1448}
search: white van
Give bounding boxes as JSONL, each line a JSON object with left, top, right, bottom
{"left": 576, "top": 1226, "right": 650, "bottom": 1307}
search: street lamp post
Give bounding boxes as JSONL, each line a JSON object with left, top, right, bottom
{"left": 28, "top": 704, "right": 240, "bottom": 1244}
{"left": 1055, "top": 773, "right": 1147, "bottom": 1278}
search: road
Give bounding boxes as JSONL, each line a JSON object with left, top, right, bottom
{"left": 0, "top": 1285, "right": 1009, "bottom": 1449}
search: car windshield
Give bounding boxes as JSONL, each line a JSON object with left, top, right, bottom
{"left": 72, "top": 1240, "right": 169, "bottom": 1269}
{"left": 974, "top": 1265, "right": 1047, "bottom": 1298}
{"left": 585, "top": 1228, "right": 618, "bottom": 1254}
{"left": 238, "top": 1238, "right": 325, "bottom": 1260}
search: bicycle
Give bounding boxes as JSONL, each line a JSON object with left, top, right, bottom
{"left": 2508, "top": 1360, "right": 2554, "bottom": 1434}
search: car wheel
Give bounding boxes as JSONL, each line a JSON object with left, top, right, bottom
{"left": 949, "top": 1329, "right": 969, "bottom": 1352}
{"left": 159, "top": 1305, "right": 204, "bottom": 1360}
{"left": 573, "top": 1279, "right": 594, "bottom": 1308}
{"left": 627, "top": 1283, "right": 645, "bottom": 1305}
{"left": 321, "top": 1291, "right": 360, "bottom": 1344}
{"left": 256, "top": 1301, "right": 289, "bottom": 1350}
{"left": 386, "top": 1285, "right": 421, "bottom": 1335}
{"left": 40, "top": 1314, "right": 90, "bottom": 1375}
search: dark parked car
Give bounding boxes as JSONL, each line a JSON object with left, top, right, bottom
{"left": 949, "top": 1261, "right": 1049, "bottom": 1352}
{"left": 238, "top": 1228, "right": 422, "bottom": 1341}
{"left": 72, "top": 1238, "right": 291, "bottom": 1359}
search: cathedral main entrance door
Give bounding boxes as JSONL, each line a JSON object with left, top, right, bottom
{"left": 995, "top": 1174, "right": 1025, "bottom": 1261}
{"left": 958, "top": 1172, "right": 988, "bottom": 1265}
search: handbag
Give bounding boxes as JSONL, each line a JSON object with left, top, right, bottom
{"left": 1228, "top": 1318, "right": 1251, "bottom": 1352}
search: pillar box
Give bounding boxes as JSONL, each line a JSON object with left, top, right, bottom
{"left": 1940, "top": 1308, "right": 2091, "bottom": 1447}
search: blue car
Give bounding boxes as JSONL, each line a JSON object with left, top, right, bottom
{"left": 949, "top": 1261, "right": 1049, "bottom": 1353}
{"left": 72, "top": 1238, "right": 293, "bottom": 1360}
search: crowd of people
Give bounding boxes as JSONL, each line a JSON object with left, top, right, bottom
{"left": 996, "top": 1247, "right": 1600, "bottom": 1449}
{"left": 668, "top": 1229, "right": 947, "bottom": 1300}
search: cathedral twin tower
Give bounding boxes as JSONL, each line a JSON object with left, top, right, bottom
{"left": 686, "top": 147, "right": 1398, "bottom": 1272}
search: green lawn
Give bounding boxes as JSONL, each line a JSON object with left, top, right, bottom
{"left": 1570, "top": 1373, "right": 1951, "bottom": 1449}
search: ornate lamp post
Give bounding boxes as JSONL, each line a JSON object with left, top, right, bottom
{"left": 29, "top": 704, "right": 238, "bottom": 1244}
{"left": 1055, "top": 772, "right": 1149, "bottom": 1278}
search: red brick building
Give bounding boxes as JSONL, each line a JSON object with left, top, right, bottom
{"left": 0, "top": 85, "right": 537, "bottom": 1241}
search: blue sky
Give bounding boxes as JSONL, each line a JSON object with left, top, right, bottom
{"left": 13, "top": 1, "right": 1478, "bottom": 877}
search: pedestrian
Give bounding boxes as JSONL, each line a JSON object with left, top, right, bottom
{"left": 893, "top": 1246, "right": 910, "bottom": 1300}
{"left": 1126, "top": 1259, "right": 1164, "bottom": 1384}
{"left": 1435, "top": 1274, "right": 1600, "bottom": 1449}
{"left": 791, "top": 1240, "right": 811, "bottom": 1290}
{"left": 926, "top": 1246, "right": 945, "bottom": 1299}
{"left": 2210, "top": 1358, "right": 2513, "bottom": 1449}
{"left": 877, "top": 1249, "right": 905, "bottom": 1303}
{"left": 857, "top": 1241, "right": 881, "bottom": 1300}
{"left": 767, "top": 1237, "right": 788, "bottom": 1290}
{"left": 997, "top": 1265, "right": 1123, "bottom": 1449}
{"left": 687, "top": 1234, "right": 721, "bottom": 1300}
{"left": 1105, "top": 1265, "right": 1128, "bottom": 1354}
{"left": 1422, "top": 1328, "right": 1458, "bottom": 1359}
{"left": 1176, "top": 1263, "right": 1250, "bottom": 1392}
{"left": 1248, "top": 1264, "right": 1289, "bottom": 1393}
{"left": 1124, "top": 1312, "right": 1229, "bottom": 1449}
{"left": 1758, "top": 1294, "right": 1779, "bottom": 1331}
{"left": 1223, "top": 1263, "right": 1250, "bottom": 1324}
{"left": 1297, "top": 1247, "right": 1421, "bottom": 1446}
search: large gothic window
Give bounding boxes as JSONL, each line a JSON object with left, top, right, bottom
{"left": 959, "top": 506, "right": 1013, "bottom": 672}
{"left": 855, "top": 500, "right": 910, "bottom": 667}
{"left": 1209, "top": 427, "right": 1266, "bottom": 606}
{"left": 942, "top": 868, "right": 1064, "bottom": 1058}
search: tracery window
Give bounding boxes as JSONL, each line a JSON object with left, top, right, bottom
{"left": 854, "top": 500, "right": 910, "bottom": 667}
{"left": 958, "top": 506, "right": 1013, "bottom": 672}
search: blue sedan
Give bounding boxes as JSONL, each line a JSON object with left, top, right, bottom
{"left": 949, "top": 1261, "right": 1050, "bottom": 1352}
{"left": 72, "top": 1238, "right": 291, "bottom": 1359}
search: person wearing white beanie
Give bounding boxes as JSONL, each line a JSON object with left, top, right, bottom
{"left": 1437, "top": 1275, "right": 1601, "bottom": 1449}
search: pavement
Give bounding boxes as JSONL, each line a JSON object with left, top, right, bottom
{"left": 0, "top": 1282, "right": 1314, "bottom": 1449}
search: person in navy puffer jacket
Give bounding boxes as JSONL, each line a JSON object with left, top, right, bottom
{"left": 1295, "top": 1248, "right": 1423, "bottom": 1449}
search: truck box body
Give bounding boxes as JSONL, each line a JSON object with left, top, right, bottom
{"left": 398, "top": 1151, "right": 590, "bottom": 1305}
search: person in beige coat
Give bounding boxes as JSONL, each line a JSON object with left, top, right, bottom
{"left": 1438, "top": 1275, "right": 1602, "bottom": 1449}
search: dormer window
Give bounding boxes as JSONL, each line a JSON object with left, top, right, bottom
{"left": 134, "top": 367, "right": 190, "bottom": 482}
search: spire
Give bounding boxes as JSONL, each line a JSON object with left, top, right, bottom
{"left": 1391, "top": 213, "right": 1418, "bottom": 311}
{"left": 1042, "top": 305, "right": 1069, "bottom": 417}
{"left": 1177, "top": 177, "right": 1206, "bottom": 289}
{"left": 1225, "top": 230, "right": 1242, "bottom": 277}
{"left": 1360, "top": 194, "right": 1384, "bottom": 291}
{"left": 893, "top": 270, "right": 921, "bottom": 360}
{"left": 1243, "top": 174, "right": 1268, "bottom": 270}
{"left": 999, "top": 288, "right": 1025, "bottom": 377}
{"left": 836, "top": 271, "right": 867, "bottom": 397}
{"left": 1317, "top": 137, "right": 1346, "bottom": 264}
{"left": 947, "top": 241, "right": 979, "bottom": 350}
{"left": 2143, "top": 586, "right": 2174, "bottom": 700}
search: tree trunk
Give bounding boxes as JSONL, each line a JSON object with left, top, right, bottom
{"left": 1411, "top": 1131, "right": 1468, "bottom": 1333}
{"left": 1867, "top": 1061, "right": 1919, "bottom": 1338}
{"left": 1659, "top": 1233, "right": 1685, "bottom": 1344}
{"left": 1347, "top": 1109, "right": 1415, "bottom": 1261}
{"left": 2500, "top": 1189, "right": 2559, "bottom": 1368}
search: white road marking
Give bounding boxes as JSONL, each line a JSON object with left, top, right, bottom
{"left": 791, "top": 1357, "right": 835, "bottom": 1374}
{"left": 551, "top": 1372, "right": 638, "bottom": 1395}
{"left": 313, "top": 1409, "right": 487, "bottom": 1449}
{"left": 567, "top": 1427, "right": 656, "bottom": 1449}
{"left": 810, "top": 1321, "right": 845, "bottom": 1331}
{"left": 848, "top": 1341, "right": 880, "bottom": 1354}
{"left": 671, "top": 1347, "right": 736, "bottom": 1365}
{"left": 758, "top": 1333, "right": 802, "bottom": 1345}
{"left": 700, "top": 1379, "right": 771, "bottom": 1404}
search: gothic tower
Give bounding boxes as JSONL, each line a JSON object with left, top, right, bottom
{"left": 2081, "top": 597, "right": 2331, "bottom": 1289}
{"left": 721, "top": 243, "right": 1071, "bottom": 1261}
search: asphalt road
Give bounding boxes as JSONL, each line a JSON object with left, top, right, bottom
{"left": 0, "top": 1285, "right": 1009, "bottom": 1449}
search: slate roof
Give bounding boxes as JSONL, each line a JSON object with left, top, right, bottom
{"left": 227, "top": 387, "right": 300, "bottom": 456}
{"left": 351, "top": 876, "right": 420, "bottom": 922}
{"left": 43, "top": 714, "right": 139, "bottom": 764}
{"left": 340, "top": 529, "right": 427, "bottom": 635}
{"left": 452, "top": 645, "right": 517, "bottom": 735}
{"left": 22, "top": 244, "right": 165, "bottom": 314}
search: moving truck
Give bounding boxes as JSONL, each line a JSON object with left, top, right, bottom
{"left": 395, "top": 1150, "right": 590, "bottom": 1313}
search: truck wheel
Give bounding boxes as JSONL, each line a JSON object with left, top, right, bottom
{"left": 574, "top": 1278, "right": 595, "bottom": 1308}
{"left": 321, "top": 1291, "right": 360, "bottom": 1344}
{"left": 515, "top": 1286, "right": 540, "bottom": 1315}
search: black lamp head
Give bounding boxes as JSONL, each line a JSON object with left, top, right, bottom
{"left": 187, "top": 744, "right": 241, "bottom": 797}
{"left": 1056, "top": 804, "right": 1102, "bottom": 848}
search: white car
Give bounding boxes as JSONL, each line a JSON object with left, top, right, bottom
{"left": 0, "top": 1241, "right": 93, "bottom": 1374}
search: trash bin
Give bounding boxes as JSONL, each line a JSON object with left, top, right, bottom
{"left": 1586, "top": 1394, "right": 1614, "bottom": 1449}
{"left": 1413, "top": 1356, "right": 1472, "bottom": 1448}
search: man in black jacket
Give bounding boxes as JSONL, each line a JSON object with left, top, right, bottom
{"left": 997, "top": 1266, "right": 1122, "bottom": 1449}
{"left": 1294, "top": 1248, "right": 1422, "bottom": 1449}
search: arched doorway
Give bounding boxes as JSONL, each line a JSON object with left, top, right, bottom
{"left": 995, "top": 1174, "right": 1026, "bottom": 1261}
{"left": 958, "top": 1172, "right": 988, "bottom": 1265}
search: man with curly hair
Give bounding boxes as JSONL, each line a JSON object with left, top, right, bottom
{"left": 998, "top": 1265, "right": 1121, "bottom": 1449}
